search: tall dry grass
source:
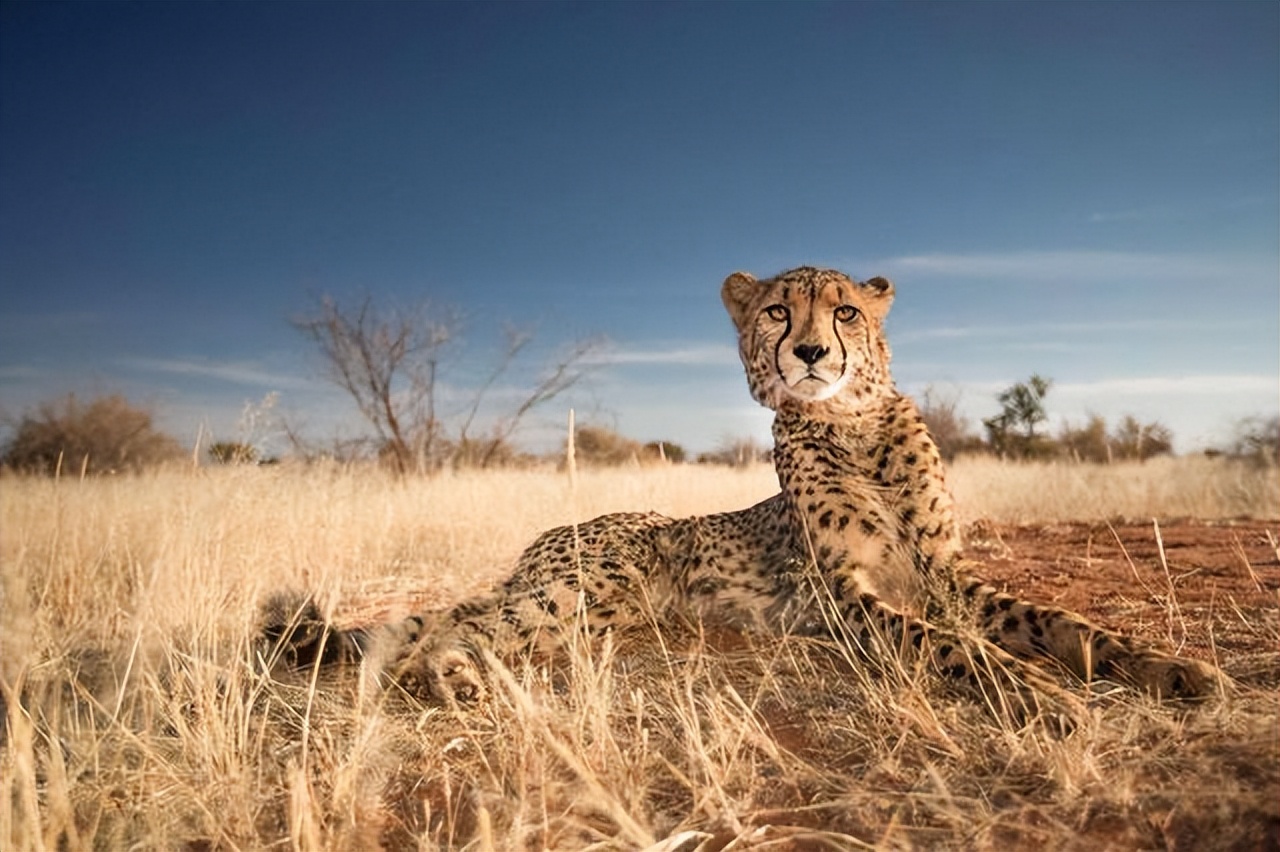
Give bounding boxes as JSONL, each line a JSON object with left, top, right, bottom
{"left": 948, "top": 454, "right": 1279, "bottom": 524}
{"left": 2, "top": 457, "right": 1277, "bottom": 850}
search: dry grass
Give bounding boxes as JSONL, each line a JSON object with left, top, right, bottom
{"left": 2, "top": 457, "right": 1277, "bottom": 850}
{"left": 949, "top": 454, "right": 1280, "bottom": 525}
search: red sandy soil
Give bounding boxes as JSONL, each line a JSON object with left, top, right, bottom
{"left": 963, "top": 519, "right": 1280, "bottom": 673}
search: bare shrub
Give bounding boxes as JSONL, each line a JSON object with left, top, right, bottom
{"left": 641, "top": 440, "right": 686, "bottom": 463}
{"left": 208, "top": 441, "right": 258, "bottom": 464}
{"left": 1109, "top": 414, "right": 1174, "bottom": 461}
{"left": 293, "top": 293, "right": 600, "bottom": 473}
{"left": 293, "top": 294, "right": 458, "bottom": 473}
{"left": 1059, "top": 414, "right": 1174, "bottom": 463}
{"left": 918, "top": 386, "right": 985, "bottom": 460}
{"left": 1, "top": 393, "right": 182, "bottom": 475}
{"left": 697, "top": 436, "right": 770, "bottom": 467}
{"left": 570, "top": 425, "right": 644, "bottom": 466}
{"left": 1229, "top": 414, "right": 1280, "bottom": 466}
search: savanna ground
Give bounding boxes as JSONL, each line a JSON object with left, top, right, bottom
{"left": 2, "top": 455, "right": 1277, "bottom": 851}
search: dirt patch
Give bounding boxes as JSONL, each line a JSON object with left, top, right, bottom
{"left": 964, "top": 518, "right": 1280, "bottom": 676}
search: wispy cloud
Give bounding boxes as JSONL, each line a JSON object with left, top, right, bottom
{"left": 868, "top": 250, "right": 1273, "bottom": 283}
{"left": 0, "top": 365, "right": 43, "bottom": 381}
{"left": 586, "top": 344, "right": 739, "bottom": 367}
{"left": 1053, "top": 374, "right": 1279, "bottom": 398}
{"left": 118, "top": 357, "right": 315, "bottom": 389}
{"left": 894, "top": 317, "right": 1254, "bottom": 343}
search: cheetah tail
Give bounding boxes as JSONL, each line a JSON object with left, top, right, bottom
{"left": 255, "top": 591, "right": 369, "bottom": 672}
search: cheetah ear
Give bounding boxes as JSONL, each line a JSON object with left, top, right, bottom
{"left": 861, "top": 276, "right": 894, "bottom": 318}
{"left": 721, "top": 271, "right": 759, "bottom": 330}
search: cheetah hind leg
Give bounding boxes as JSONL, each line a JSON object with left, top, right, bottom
{"left": 363, "top": 612, "right": 488, "bottom": 706}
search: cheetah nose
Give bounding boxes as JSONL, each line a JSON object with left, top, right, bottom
{"left": 793, "top": 344, "right": 828, "bottom": 366}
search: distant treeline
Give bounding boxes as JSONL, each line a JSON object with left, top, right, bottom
{"left": 3, "top": 386, "right": 1276, "bottom": 477}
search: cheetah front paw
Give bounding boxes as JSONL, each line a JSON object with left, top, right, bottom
{"left": 393, "top": 646, "right": 487, "bottom": 706}
{"left": 432, "top": 648, "right": 487, "bottom": 705}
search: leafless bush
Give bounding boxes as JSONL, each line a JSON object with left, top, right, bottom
{"left": 697, "top": 436, "right": 770, "bottom": 467}
{"left": 641, "top": 440, "right": 685, "bottom": 463}
{"left": 1059, "top": 414, "right": 1174, "bottom": 463}
{"left": 448, "top": 436, "right": 541, "bottom": 469}
{"left": 208, "top": 441, "right": 259, "bottom": 464}
{"left": 570, "top": 425, "right": 644, "bottom": 466}
{"left": 917, "top": 386, "right": 985, "bottom": 460}
{"left": 1108, "top": 414, "right": 1174, "bottom": 460}
{"left": 1, "top": 393, "right": 182, "bottom": 475}
{"left": 293, "top": 293, "right": 600, "bottom": 473}
{"left": 1228, "top": 414, "right": 1280, "bottom": 466}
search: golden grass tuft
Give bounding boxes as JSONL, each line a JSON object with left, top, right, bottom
{"left": 2, "top": 457, "right": 1277, "bottom": 849}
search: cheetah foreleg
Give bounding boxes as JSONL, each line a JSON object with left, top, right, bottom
{"left": 957, "top": 572, "right": 1224, "bottom": 700}
{"left": 836, "top": 591, "right": 1086, "bottom": 729}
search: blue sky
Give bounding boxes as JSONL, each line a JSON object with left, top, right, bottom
{"left": 1, "top": 2, "right": 1276, "bottom": 457}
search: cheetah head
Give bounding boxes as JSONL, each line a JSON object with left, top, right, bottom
{"left": 721, "top": 266, "right": 895, "bottom": 413}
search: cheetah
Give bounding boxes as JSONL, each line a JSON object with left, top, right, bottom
{"left": 263, "top": 267, "right": 1220, "bottom": 718}
{"left": 721, "top": 267, "right": 1220, "bottom": 707}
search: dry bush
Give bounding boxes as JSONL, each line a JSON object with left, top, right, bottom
{"left": 1108, "top": 414, "right": 1174, "bottom": 460}
{"left": 1057, "top": 414, "right": 1111, "bottom": 463}
{"left": 1228, "top": 414, "right": 1280, "bottom": 466}
{"left": 642, "top": 440, "right": 686, "bottom": 463}
{"left": 293, "top": 293, "right": 599, "bottom": 473}
{"left": 208, "top": 440, "right": 259, "bottom": 464}
{"left": 1058, "top": 414, "right": 1175, "bottom": 463}
{"left": 2, "top": 461, "right": 1277, "bottom": 850}
{"left": 447, "top": 436, "right": 536, "bottom": 470}
{"left": 1, "top": 393, "right": 182, "bottom": 475}
{"left": 918, "top": 386, "right": 985, "bottom": 460}
{"left": 571, "top": 425, "right": 645, "bottom": 467}
{"left": 697, "top": 436, "right": 771, "bottom": 467}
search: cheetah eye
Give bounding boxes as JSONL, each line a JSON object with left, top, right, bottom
{"left": 764, "top": 304, "right": 789, "bottom": 322}
{"left": 834, "top": 305, "right": 859, "bottom": 323}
